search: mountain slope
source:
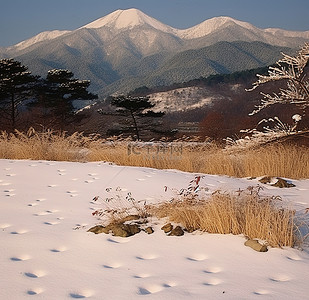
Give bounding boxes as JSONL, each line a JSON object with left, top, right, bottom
{"left": 100, "top": 41, "right": 294, "bottom": 96}
{"left": 1, "top": 8, "right": 308, "bottom": 97}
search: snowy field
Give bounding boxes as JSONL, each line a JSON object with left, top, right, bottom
{"left": 1, "top": 159, "right": 309, "bottom": 299}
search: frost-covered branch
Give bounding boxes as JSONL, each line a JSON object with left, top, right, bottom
{"left": 247, "top": 43, "right": 309, "bottom": 114}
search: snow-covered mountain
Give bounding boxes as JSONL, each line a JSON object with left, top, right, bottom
{"left": 1, "top": 8, "right": 308, "bottom": 97}
{"left": 3, "top": 8, "right": 309, "bottom": 51}
{"left": 81, "top": 8, "right": 176, "bottom": 34}
{"left": 177, "top": 16, "right": 258, "bottom": 39}
{"left": 7, "top": 30, "right": 71, "bottom": 51}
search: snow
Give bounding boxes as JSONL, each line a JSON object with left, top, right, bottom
{"left": 264, "top": 28, "right": 309, "bottom": 39}
{"left": 177, "top": 16, "right": 258, "bottom": 39}
{"left": 149, "top": 87, "right": 218, "bottom": 113}
{"left": 1, "top": 159, "right": 309, "bottom": 299}
{"left": 5, "top": 9, "right": 309, "bottom": 51}
{"left": 11, "top": 30, "right": 71, "bottom": 51}
{"left": 81, "top": 8, "right": 176, "bottom": 34}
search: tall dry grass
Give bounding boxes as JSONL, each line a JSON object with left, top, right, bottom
{"left": 149, "top": 188, "right": 296, "bottom": 248}
{"left": 0, "top": 129, "right": 308, "bottom": 179}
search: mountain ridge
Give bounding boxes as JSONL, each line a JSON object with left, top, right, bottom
{"left": 2, "top": 8, "right": 308, "bottom": 50}
{"left": 0, "top": 8, "right": 307, "bottom": 97}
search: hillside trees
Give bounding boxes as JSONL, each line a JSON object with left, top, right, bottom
{"left": 0, "top": 59, "right": 98, "bottom": 131}
{"left": 0, "top": 58, "right": 38, "bottom": 130}
{"left": 33, "top": 69, "right": 97, "bottom": 129}
{"left": 98, "top": 95, "right": 164, "bottom": 140}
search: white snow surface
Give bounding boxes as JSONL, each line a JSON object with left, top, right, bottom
{"left": 1, "top": 159, "right": 309, "bottom": 299}
{"left": 82, "top": 8, "right": 176, "bottom": 34}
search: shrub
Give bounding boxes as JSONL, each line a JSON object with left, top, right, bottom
{"left": 148, "top": 187, "right": 298, "bottom": 248}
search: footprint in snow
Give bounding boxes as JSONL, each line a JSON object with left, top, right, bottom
{"left": 34, "top": 210, "right": 58, "bottom": 216}
{"left": 50, "top": 246, "right": 68, "bottom": 253}
{"left": 67, "top": 191, "right": 79, "bottom": 197}
{"left": 103, "top": 262, "right": 122, "bottom": 269}
{"left": 270, "top": 274, "right": 292, "bottom": 282}
{"left": 286, "top": 253, "right": 303, "bottom": 261}
{"left": 36, "top": 198, "right": 46, "bottom": 202}
{"left": 84, "top": 180, "right": 94, "bottom": 183}
{"left": 203, "top": 266, "right": 222, "bottom": 274}
{"left": 133, "top": 273, "right": 151, "bottom": 279}
{"left": 202, "top": 278, "right": 222, "bottom": 286}
{"left": 24, "top": 270, "right": 46, "bottom": 278}
{"left": 5, "top": 192, "right": 15, "bottom": 197}
{"left": 27, "top": 288, "right": 44, "bottom": 295}
{"left": 44, "top": 220, "right": 60, "bottom": 225}
{"left": 137, "top": 284, "right": 164, "bottom": 295}
{"left": 88, "top": 173, "right": 98, "bottom": 176}
{"left": 253, "top": 289, "right": 270, "bottom": 295}
{"left": 69, "top": 289, "right": 94, "bottom": 298}
{"left": 186, "top": 254, "right": 208, "bottom": 261}
{"left": 10, "top": 254, "right": 31, "bottom": 261}
{"left": 163, "top": 281, "right": 178, "bottom": 288}
{"left": 10, "top": 229, "right": 29, "bottom": 235}
{"left": 136, "top": 254, "right": 159, "bottom": 260}
{"left": 106, "top": 237, "right": 131, "bottom": 244}
{"left": 48, "top": 184, "right": 58, "bottom": 188}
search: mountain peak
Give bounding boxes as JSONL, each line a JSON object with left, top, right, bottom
{"left": 81, "top": 8, "right": 175, "bottom": 33}
{"left": 178, "top": 16, "right": 257, "bottom": 39}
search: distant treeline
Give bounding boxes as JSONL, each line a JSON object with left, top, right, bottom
{"left": 130, "top": 66, "right": 270, "bottom": 96}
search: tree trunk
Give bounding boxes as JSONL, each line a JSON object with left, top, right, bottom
{"left": 130, "top": 110, "right": 140, "bottom": 140}
{"left": 11, "top": 92, "right": 15, "bottom": 130}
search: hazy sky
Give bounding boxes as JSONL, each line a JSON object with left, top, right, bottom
{"left": 0, "top": 0, "right": 308, "bottom": 47}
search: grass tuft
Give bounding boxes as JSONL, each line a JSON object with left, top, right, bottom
{"left": 148, "top": 187, "right": 297, "bottom": 248}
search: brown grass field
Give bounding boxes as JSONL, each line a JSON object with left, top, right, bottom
{"left": 0, "top": 129, "right": 308, "bottom": 179}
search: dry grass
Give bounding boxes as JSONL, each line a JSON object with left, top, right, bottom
{"left": 2, "top": 129, "right": 306, "bottom": 247}
{"left": 148, "top": 188, "right": 296, "bottom": 248}
{"left": 0, "top": 129, "right": 308, "bottom": 179}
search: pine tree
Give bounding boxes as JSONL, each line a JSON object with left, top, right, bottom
{"left": 0, "top": 58, "right": 38, "bottom": 130}
{"left": 99, "top": 95, "right": 164, "bottom": 140}
{"left": 35, "top": 69, "right": 97, "bottom": 129}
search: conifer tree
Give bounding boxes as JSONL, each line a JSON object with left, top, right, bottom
{"left": 99, "top": 95, "right": 164, "bottom": 140}
{"left": 0, "top": 58, "right": 38, "bottom": 130}
{"left": 35, "top": 69, "right": 97, "bottom": 128}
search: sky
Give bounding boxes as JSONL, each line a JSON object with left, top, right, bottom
{"left": 0, "top": 0, "right": 308, "bottom": 47}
